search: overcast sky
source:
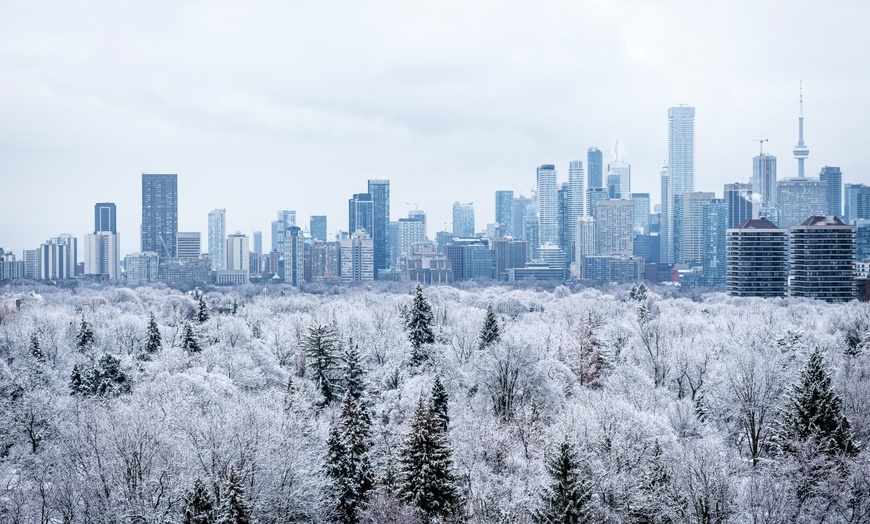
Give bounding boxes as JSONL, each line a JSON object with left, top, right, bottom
{"left": 2, "top": 0, "right": 868, "bottom": 257}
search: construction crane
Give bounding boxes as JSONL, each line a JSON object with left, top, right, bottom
{"left": 754, "top": 137, "right": 769, "bottom": 156}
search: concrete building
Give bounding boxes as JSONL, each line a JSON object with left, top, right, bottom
{"left": 573, "top": 216, "right": 596, "bottom": 278}
{"left": 223, "top": 232, "right": 249, "bottom": 284}
{"left": 667, "top": 106, "right": 695, "bottom": 267}
{"left": 309, "top": 216, "right": 327, "bottom": 242}
{"left": 726, "top": 218, "right": 788, "bottom": 297}
{"left": 176, "top": 232, "right": 201, "bottom": 259}
{"left": 587, "top": 147, "right": 604, "bottom": 189}
{"left": 659, "top": 164, "right": 670, "bottom": 264}
{"left": 630, "top": 193, "right": 650, "bottom": 233}
{"left": 675, "top": 191, "right": 716, "bottom": 265}
{"left": 280, "top": 226, "right": 304, "bottom": 286}
{"left": 724, "top": 182, "right": 755, "bottom": 229}
{"left": 141, "top": 174, "right": 177, "bottom": 257}
{"left": 492, "top": 237, "right": 527, "bottom": 281}
{"left": 819, "top": 166, "right": 843, "bottom": 219}
{"left": 397, "top": 215, "right": 427, "bottom": 263}
{"left": 536, "top": 164, "right": 558, "bottom": 245}
{"left": 595, "top": 200, "right": 633, "bottom": 256}
{"left": 208, "top": 209, "right": 226, "bottom": 271}
{"left": 445, "top": 238, "right": 493, "bottom": 281}
{"left": 789, "top": 216, "right": 855, "bottom": 302}
{"left": 845, "top": 184, "right": 870, "bottom": 224}
{"left": 340, "top": 231, "right": 374, "bottom": 282}
{"left": 701, "top": 199, "right": 727, "bottom": 286}
{"left": 777, "top": 178, "right": 827, "bottom": 228}
{"left": 125, "top": 252, "right": 159, "bottom": 286}
{"left": 38, "top": 235, "right": 77, "bottom": 280}
{"left": 583, "top": 256, "right": 644, "bottom": 283}
{"left": 84, "top": 231, "right": 120, "bottom": 280}
{"left": 752, "top": 153, "right": 777, "bottom": 209}
{"left": 495, "top": 190, "right": 514, "bottom": 237}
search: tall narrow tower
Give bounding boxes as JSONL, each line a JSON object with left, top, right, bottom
{"left": 793, "top": 81, "right": 810, "bottom": 178}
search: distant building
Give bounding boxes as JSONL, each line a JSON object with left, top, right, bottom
{"left": 309, "top": 241, "right": 341, "bottom": 282}
{"left": 512, "top": 195, "right": 533, "bottom": 240}
{"left": 125, "top": 252, "right": 160, "bottom": 286}
{"left": 537, "top": 164, "right": 558, "bottom": 245}
{"left": 282, "top": 226, "right": 305, "bottom": 286}
{"left": 0, "top": 252, "right": 24, "bottom": 280}
{"left": 222, "top": 232, "right": 249, "bottom": 284}
{"left": 752, "top": 154, "right": 777, "bottom": 209}
{"left": 724, "top": 182, "right": 755, "bottom": 229}
{"left": 574, "top": 216, "right": 596, "bottom": 278}
{"left": 726, "top": 218, "right": 788, "bottom": 297}
{"left": 857, "top": 220, "right": 870, "bottom": 260}
{"left": 633, "top": 233, "right": 660, "bottom": 265}
{"left": 701, "top": 199, "right": 727, "bottom": 286}
{"left": 406, "top": 243, "right": 453, "bottom": 284}
{"left": 367, "top": 179, "right": 391, "bottom": 279}
{"left": 630, "top": 193, "right": 651, "bottom": 233}
{"left": 539, "top": 243, "right": 568, "bottom": 280}
{"left": 607, "top": 159, "right": 630, "bottom": 199}
{"left": 158, "top": 257, "right": 210, "bottom": 287}
{"left": 587, "top": 187, "right": 608, "bottom": 221}
{"left": 38, "top": 235, "right": 77, "bottom": 280}
{"left": 583, "top": 256, "right": 644, "bottom": 283}
{"left": 310, "top": 216, "right": 327, "bottom": 242}
{"left": 445, "top": 238, "right": 493, "bottom": 281}
{"left": 495, "top": 190, "right": 514, "bottom": 237}
{"left": 176, "top": 232, "right": 201, "bottom": 259}
{"left": 141, "top": 174, "right": 177, "bottom": 258}
{"left": 84, "top": 232, "right": 120, "bottom": 280}
{"left": 568, "top": 159, "right": 585, "bottom": 229}
{"left": 789, "top": 216, "right": 855, "bottom": 302}
{"left": 508, "top": 263, "right": 565, "bottom": 282}
{"left": 587, "top": 147, "right": 604, "bottom": 189}
{"left": 452, "top": 201, "right": 475, "bottom": 238}
{"left": 777, "top": 178, "right": 826, "bottom": 229}
{"left": 492, "top": 237, "right": 527, "bottom": 281}
{"left": 818, "top": 166, "right": 843, "bottom": 219}
{"left": 667, "top": 106, "right": 696, "bottom": 268}
{"left": 340, "top": 231, "right": 374, "bottom": 282}
{"left": 94, "top": 202, "right": 117, "bottom": 233}
{"left": 595, "top": 199, "right": 633, "bottom": 256}
{"left": 208, "top": 209, "right": 227, "bottom": 271}
{"left": 397, "top": 215, "right": 427, "bottom": 263}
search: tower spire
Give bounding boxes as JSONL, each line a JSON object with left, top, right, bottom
{"left": 792, "top": 80, "right": 809, "bottom": 178}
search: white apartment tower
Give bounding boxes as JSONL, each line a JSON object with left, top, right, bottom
{"left": 667, "top": 106, "right": 695, "bottom": 264}
{"left": 208, "top": 209, "right": 227, "bottom": 271}
{"left": 753, "top": 152, "right": 777, "bottom": 209}
{"left": 536, "top": 164, "right": 558, "bottom": 245}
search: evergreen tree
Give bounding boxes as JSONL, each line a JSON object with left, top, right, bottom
{"left": 327, "top": 392, "right": 374, "bottom": 524}
{"left": 69, "top": 364, "right": 85, "bottom": 395}
{"left": 304, "top": 323, "right": 340, "bottom": 405}
{"left": 398, "top": 396, "right": 460, "bottom": 521}
{"left": 405, "top": 284, "right": 435, "bottom": 365}
{"left": 70, "top": 354, "right": 131, "bottom": 397}
{"left": 183, "top": 478, "right": 216, "bottom": 524}
{"left": 536, "top": 438, "right": 594, "bottom": 524}
{"left": 217, "top": 465, "right": 251, "bottom": 524}
{"left": 431, "top": 376, "right": 449, "bottom": 431}
{"left": 772, "top": 349, "right": 857, "bottom": 457}
{"left": 182, "top": 322, "right": 202, "bottom": 353}
{"left": 144, "top": 312, "right": 162, "bottom": 355}
{"left": 478, "top": 304, "right": 500, "bottom": 351}
{"left": 630, "top": 440, "right": 680, "bottom": 524}
{"left": 343, "top": 340, "right": 366, "bottom": 402}
{"left": 76, "top": 317, "right": 95, "bottom": 351}
{"left": 29, "top": 332, "right": 45, "bottom": 363}
{"left": 197, "top": 294, "right": 210, "bottom": 324}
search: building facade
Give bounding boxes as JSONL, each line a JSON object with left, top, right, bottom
{"left": 595, "top": 199, "right": 633, "bottom": 257}
{"left": 208, "top": 208, "right": 226, "bottom": 271}
{"left": 141, "top": 174, "right": 177, "bottom": 257}
{"left": 789, "top": 216, "right": 855, "bottom": 302}
{"left": 536, "top": 164, "right": 558, "bottom": 245}
{"left": 667, "top": 106, "right": 695, "bottom": 266}
{"left": 726, "top": 218, "right": 788, "bottom": 297}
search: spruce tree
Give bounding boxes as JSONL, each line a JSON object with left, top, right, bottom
{"left": 327, "top": 392, "right": 374, "bottom": 524}
{"left": 630, "top": 440, "right": 680, "bottom": 524}
{"left": 183, "top": 478, "right": 216, "bottom": 524}
{"left": 144, "top": 312, "right": 162, "bottom": 355}
{"left": 772, "top": 349, "right": 857, "bottom": 457}
{"left": 406, "top": 284, "right": 435, "bottom": 365}
{"left": 69, "top": 364, "right": 85, "bottom": 395}
{"left": 398, "top": 396, "right": 460, "bottom": 521}
{"left": 478, "top": 304, "right": 500, "bottom": 351}
{"left": 70, "top": 354, "right": 131, "bottom": 396}
{"left": 76, "top": 317, "right": 95, "bottom": 351}
{"left": 29, "top": 332, "right": 45, "bottom": 363}
{"left": 182, "top": 322, "right": 202, "bottom": 353}
{"left": 431, "top": 376, "right": 449, "bottom": 431}
{"left": 304, "top": 323, "right": 340, "bottom": 405}
{"left": 197, "top": 294, "right": 210, "bottom": 324}
{"left": 217, "top": 465, "right": 251, "bottom": 524}
{"left": 536, "top": 438, "right": 594, "bottom": 524}
{"left": 343, "top": 340, "right": 366, "bottom": 402}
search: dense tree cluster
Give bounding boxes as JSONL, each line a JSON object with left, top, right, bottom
{"left": 0, "top": 281, "right": 868, "bottom": 522}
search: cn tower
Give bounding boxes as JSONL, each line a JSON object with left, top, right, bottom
{"left": 792, "top": 81, "right": 810, "bottom": 178}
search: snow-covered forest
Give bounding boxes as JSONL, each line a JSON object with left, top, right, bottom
{"left": 1, "top": 281, "right": 869, "bottom": 523}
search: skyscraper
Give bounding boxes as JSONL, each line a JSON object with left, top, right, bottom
{"left": 667, "top": 106, "right": 695, "bottom": 265}
{"left": 724, "top": 183, "right": 755, "bottom": 229}
{"left": 38, "top": 235, "right": 77, "bottom": 280}
{"left": 726, "top": 218, "right": 788, "bottom": 297}
{"left": 557, "top": 183, "right": 571, "bottom": 264}
{"left": 793, "top": 82, "right": 810, "bottom": 178}
{"left": 512, "top": 195, "right": 532, "bottom": 241}
{"left": 495, "top": 190, "right": 514, "bottom": 236}
{"left": 845, "top": 183, "right": 870, "bottom": 224}
{"left": 587, "top": 147, "right": 603, "bottom": 189}
{"left": 94, "top": 203, "right": 117, "bottom": 233}
{"left": 752, "top": 152, "right": 777, "bottom": 209}
{"left": 568, "top": 160, "right": 585, "bottom": 221}
{"left": 141, "top": 174, "right": 178, "bottom": 257}
{"left": 367, "top": 179, "right": 390, "bottom": 278}
{"left": 283, "top": 226, "right": 304, "bottom": 286}
{"left": 819, "top": 166, "right": 843, "bottom": 219}
{"left": 630, "top": 193, "right": 650, "bottom": 233}
{"left": 349, "top": 193, "right": 374, "bottom": 235}
{"left": 777, "top": 178, "right": 826, "bottom": 229}
{"left": 659, "top": 164, "right": 670, "bottom": 264}
{"left": 536, "top": 164, "right": 558, "bottom": 245}
{"left": 595, "top": 199, "right": 633, "bottom": 256}
{"left": 701, "top": 199, "right": 727, "bottom": 286}
{"left": 310, "top": 215, "right": 328, "bottom": 242}
{"left": 452, "top": 202, "right": 475, "bottom": 237}
{"left": 224, "top": 232, "right": 250, "bottom": 284}
{"left": 607, "top": 152, "right": 630, "bottom": 199}
{"left": 208, "top": 209, "right": 227, "bottom": 271}
{"left": 84, "top": 232, "right": 120, "bottom": 280}
{"left": 676, "top": 192, "right": 716, "bottom": 265}
{"left": 790, "top": 216, "right": 855, "bottom": 302}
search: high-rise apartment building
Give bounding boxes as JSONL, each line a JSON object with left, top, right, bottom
{"left": 630, "top": 193, "right": 650, "bottom": 234}
{"left": 272, "top": 210, "right": 296, "bottom": 254}
{"left": 84, "top": 232, "right": 120, "bottom": 280}
{"left": 397, "top": 215, "right": 427, "bottom": 262}
{"left": 557, "top": 183, "right": 572, "bottom": 264}
{"left": 349, "top": 193, "right": 374, "bottom": 235}
{"left": 568, "top": 159, "right": 585, "bottom": 223}
{"left": 726, "top": 218, "right": 789, "bottom": 297}
{"left": 789, "top": 216, "right": 855, "bottom": 302}
{"left": 176, "top": 232, "right": 201, "bottom": 259}
{"left": 777, "top": 178, "right": 826, "bottom": 229}
{"left": 367, "top": 179, "right": 390, "bottom": 279}
{"left": 676, "top": 192, "right": 716, "bottom": 265}
{"left": 310, "top": 216, "right": 327, "bottom": 242}
{"left": 252, "top": 231, "right": 262, "bottom": 274}
{"left": 659, "top": 164, "right": 670, "bottom": 264}
{"left": 701, "top": 199, "right": 727, "bottom": 286}
{"left": 492, "top": 237, "right": 527, "bottom": 280}
{"left": 574, "top": 216, "right": 596, "bottom": 277}
{"left": 667, "top": 106, "right": 695, "bottom": 265}
{"left": 845, "top": 184, "right": 870, "bottom": 224}
{"left": 208, "top": 208, "right": 226, "bottom": 271}
{"left": 587, "top": 147, "right": 603, "bottom": 189}
{"left": 536, "top": 164, "right": 558, "bottom": 245}
{"left": 94, "top": 203, "right": 117, "bottom": 233}
{"left": 125, "top": 252, "right": 159, "bottom": 286}
{"left": 141, "top": 174, "right": 178, "bottom": 257}
{"left": 452, "top": 202, "right": 475, "bottom": 237}
{"left": 595, "top": 199, "right": 633, "bottom": 257}
{"left": 495, "top": 191, "right": 514, "bottom": 236}
{"left": 38, "top": 235, "right": 77, "bottom": 280}
{"left": 511, "top": 195, "right": 532, "bottom": 240}
{"left": 819, "top": 166, "right": 843, "bottom": 219}
{"left": 752, "top": 153, "right": 777, "bottom": 209}
{"left": 724, "top": 182, "right": 755, "bottom": 229}
{"left": 283, "top": 226, "right": 305, "bottom": 286}
{"left": 607, "top": 158, "right": 630, "bottom": 200}
{"left": 587, "top": 188, "right": 609, "bottom": 221}
{"left": 340, "top": 231, "right": 374, "bottom": 282}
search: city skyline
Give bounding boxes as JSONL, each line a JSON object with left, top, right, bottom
{"left": 3, "top": 1, "right": 870, "bottom": 255}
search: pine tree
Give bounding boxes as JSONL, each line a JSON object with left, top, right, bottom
{"left": 182, "top": 322, "right": 202, "bottom": 353}
{"left": 536, "top": 439, "right": 594, "bottom": 524}
{"left": 304, "top": 323, "right": 340, "bottom": 405}
{"left": 630, "top": 440, "right": 680, "bottom": 524}
{"left": 406, "top": 284, "right": 435, "bottom": 365}
{"left": 144, "top": 312, "right": 162, "bottom": 355}
{"left": 69, "top": 364, "right": 85, "bottom": 395}
{"left": 398, "top": 396, "right": 460, "bottom": 521}
{"left": 478, "top": 304, "right": 501, "bottom": 351}
{"left": 76, "top": 317, "right": 95, "bottom": 351}
{"left": 70, "top": 354, "right": 131, "bottom": 397}
{"left": 431, "top": 376, "right": 449, "bottom": 431}
{"left": 197, "top": 294, "right": 210, "bottom": 324}
{"left": 183, "top": 478, "right": 216, "bottom": 524}
{"left": 772, "top": 349, "right": 857, "bottom": 457}
{"left": 29, "top": 332, "right": 45, "bottom": 363}
{"left": 343, "top": 340, "right": 366, "bottom": 402}
{"left": 327, "top": 392, "right": 374, "bottom": 524}
{"left": 217, "top": 465, "right": 251, "bottom": 524}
